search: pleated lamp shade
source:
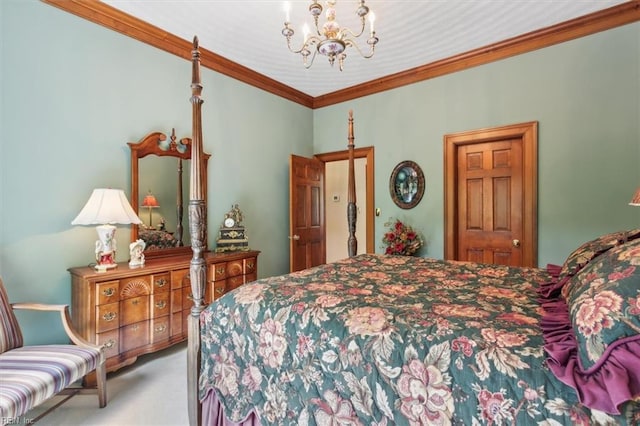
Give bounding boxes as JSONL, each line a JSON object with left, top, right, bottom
{"left": 629, "top": 187, "right": 640, "bottom": 207}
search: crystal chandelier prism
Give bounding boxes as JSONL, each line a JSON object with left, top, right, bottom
{"left": 282, "top": 1, "right": 379, "bottom": 71}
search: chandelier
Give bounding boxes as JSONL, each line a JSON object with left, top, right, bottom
{"left": 282, "top": 1, "right": 378, "bottom": 71}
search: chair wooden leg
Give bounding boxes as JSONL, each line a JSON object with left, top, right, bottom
{"left": 95, "top": 360, "right": 107, "bottom": 408}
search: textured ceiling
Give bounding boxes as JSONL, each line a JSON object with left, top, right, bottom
{"left": 102, "top": 0, "right": 628, "bottom": 97}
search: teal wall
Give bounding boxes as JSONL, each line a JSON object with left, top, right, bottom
{"left": 0, "top": 0, "right": 312, "bottom": 344}
{"left": 1, "top": 1, "right": 638, "bottom": 344}
{"left": 314, "top": 23, "right": 640, "bottom": 266}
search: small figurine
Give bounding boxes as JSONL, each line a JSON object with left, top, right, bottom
{"left": 129, "top": 239, "right": 146, "bottom": 268}
{"left": 223, "top": 204, "right": 245, "bottom": 228}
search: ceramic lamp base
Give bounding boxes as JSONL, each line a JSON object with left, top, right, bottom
{"left": 95, "top": 224, "right": 117, "bottom": 270}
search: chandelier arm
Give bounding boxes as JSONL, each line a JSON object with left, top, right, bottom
{"left": 286, "top": 35, "right": 320, "bottom": 55}
{"left": 303, "top": 49, "right": 319, "bottom": 69}
{"left": 340, "top": 18, "right": 367, "bottom": 39}
{"left": 344, "top": 37, "right": 376, "bottom": 59}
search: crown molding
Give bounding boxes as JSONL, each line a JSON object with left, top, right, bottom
{"left": 313, "top": 1, "right": 640, "bottom": 108}
{"left": 42, "top": 0, "right": 640, "bottom": 109}
{"left": 41, "top": 0, "right": 314, "bottom": 108}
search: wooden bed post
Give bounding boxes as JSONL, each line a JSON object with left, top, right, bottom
{"left": 347, "top": 110, "right": 357, "bottom": 257}
{"left": 187, "top": 36, "right": 205, "bottom": 426}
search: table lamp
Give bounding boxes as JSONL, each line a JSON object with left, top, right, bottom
{"left": 142, "top": 190, "right": 160, "bottom": 227}
{"left": 72, "top": 188, "right": 142, "bottom": 271}
{"left": 629, "top": 187, "right": 640, "bottom": 206}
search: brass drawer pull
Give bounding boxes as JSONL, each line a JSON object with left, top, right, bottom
{"left": 102, "top": 288, "right": 115, "bottom": 297}
{"left": 156, "top": 278, "right": 167, "bottom": 287}
{"left": 132, "top": 299, "right": 139, "bottom": 305}
{"left": 155, "top": 301, "right": 167, "bottom": 309}
{"left": 215, "top": 287, "right": 224, "bottom": 294}
{"left": 155, "top": 325, "right": 167, "bottom": 333}
{"left": 102, "top": 312, "right": 116, "bottom": 322}
{"left": 104, "top": 339, "right": 116, "bottom": 349}
{"left": 246, "top": 261, "right": 254, "bottom": 269}
{"left": 216, "top": 266, "right": 225, "bottom": 274}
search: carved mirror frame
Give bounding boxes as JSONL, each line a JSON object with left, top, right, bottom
{"left": 389, "top": 160, "right": 425, "bottom": 209}
{"left": 129, "top": 129, "right": 210, "bottom": 259}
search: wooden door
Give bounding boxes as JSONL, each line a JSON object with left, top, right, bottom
{"left": 444, "top": 122, "right": 538, "bottom": 267}
{"left": 289, "top": 155, "right": 325, "bottom": 272}
{"left": 457, "top": 139, "right": 523, "bottom": 265}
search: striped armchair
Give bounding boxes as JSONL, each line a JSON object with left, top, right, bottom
{"left": 0, "top": 278, "right": 107, "bottom": 421}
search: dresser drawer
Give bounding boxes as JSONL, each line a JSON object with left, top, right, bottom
{"left": 182, "top": 309, "right": 189, "bottom": 335}
{"left": 150, "top": 317, "right": 170, "bottom": 343}
{"left": 227, "top": 260, "right": 243, "bottom": 278}
{"left": 96, "top": 329, "right": 119, "bottom": 359}
{"left": 206, "top": 279, "right": 227, "bottom": 303}
{"left": 171, "top": 311, "right": 183, "bottom": 338}
{"left": 120, "top": 296, "right": 149, "bottom": 326}
{"left": 182, "top": 286, "right": 193, "bottom": 310}
{"left": 96, "top": 281, "right": 119, "bottom": 305}
{"left": 210, "top": 262, "right": 227, "bottom": 281}
{"left": 171, "top": 269, "right": 190, "bottom": 290}
{"left": 152, "top": 273, "right": 170, "bottom": 293}
{"left": 244, "top": 257, "right": 257, "bottom": 275}
{"left": 171, "top": 289, "right": 183, "bottom": 313}
{"left": 96, "top": 302, "right": 119, "bottom": 333}
{"left": 120, "top": 276, "right": 151, "bottom": 297}
{"left": 245, "top": 272, "right": 257, "bottom": 283}
{"left": 214, "top": 279, "right": 228, "bottom": 298}
{"left": 152, "top": 292, "right": 170, "bottom": 318}
{"left": 120, "top": 321, "right": 150, "bottom": 352}
{"left": 228, "top": 275, "right": 244, "bottom": 291}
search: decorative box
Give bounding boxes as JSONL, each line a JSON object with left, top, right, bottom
{"left": 216, "top": 227, "right": 249, "bottom": 252}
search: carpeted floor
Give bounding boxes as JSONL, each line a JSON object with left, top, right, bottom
{"left": 17, "top": 342, "right": 189, "bottom": 425}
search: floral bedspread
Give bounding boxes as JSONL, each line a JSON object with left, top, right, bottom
{"left": 199, "top": 254, "right": 639, "bottom": 425}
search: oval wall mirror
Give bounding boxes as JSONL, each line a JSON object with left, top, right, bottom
{"left": 389, "top": 160, "right": 424, "bottom": 209}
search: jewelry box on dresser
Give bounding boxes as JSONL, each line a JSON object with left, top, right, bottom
{"left": 69, "top": 250, "right": 259, "bottom": 384}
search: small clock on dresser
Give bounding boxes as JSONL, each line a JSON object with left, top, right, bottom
{"left": 216, "top": 204, "right": 250, "bottom": 252}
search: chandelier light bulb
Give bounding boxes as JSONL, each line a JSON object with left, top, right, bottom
{"left": 284, "top": 1, "right": 290, "bottom": 23}
{"left": 303, "top": 23, "right": 310, "bottom": 43}
{"left": 369, "top": 11, "right": 375, "bottom": 34}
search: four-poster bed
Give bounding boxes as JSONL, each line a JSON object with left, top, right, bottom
{"left": 185, "top": 39, "right": 640, "bottom": 425}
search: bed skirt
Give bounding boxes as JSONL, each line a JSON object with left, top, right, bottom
{"left": 201, "top": 388, "right": 260, "bottom": 426}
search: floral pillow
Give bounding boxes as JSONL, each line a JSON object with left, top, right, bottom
{"left": 559, "top": 228, "right": 640, "bottom": 299}
{"left": 565, "top": 237, "right": 640, "bottom": 370}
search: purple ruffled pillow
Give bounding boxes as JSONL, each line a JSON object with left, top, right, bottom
{"left": 540, "top": 237, "right": 640, "bottom": 414}
{"left": 565, "top": 238, "right": 640, "bottom": 369}
{"left": 559, "top": 228, "right": 640, "bottom": 299}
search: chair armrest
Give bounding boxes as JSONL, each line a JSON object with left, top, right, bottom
{"left": 11, "top": 303, "right": 104, "bottom": 355}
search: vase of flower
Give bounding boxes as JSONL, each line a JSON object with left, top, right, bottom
{"left": 381, "top": 218, "right": 423, "bottom": 256}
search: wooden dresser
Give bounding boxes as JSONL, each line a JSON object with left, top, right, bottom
{"left": 69, "top": 250, "right": 259, "bottom": 381}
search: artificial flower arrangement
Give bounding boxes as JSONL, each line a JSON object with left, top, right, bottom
{"left": 381, "top": 218, "right": 423, "bottom": 256}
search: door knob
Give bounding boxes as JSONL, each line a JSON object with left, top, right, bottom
{"left": 289, "top": 235, "right": 300, "bottom": 240}
{"left": 512, "top": 239, "right": 521, "bottom": 248}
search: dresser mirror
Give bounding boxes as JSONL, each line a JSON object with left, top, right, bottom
{"left": 129, "top": 129, "right": 210, "bottom": 259}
